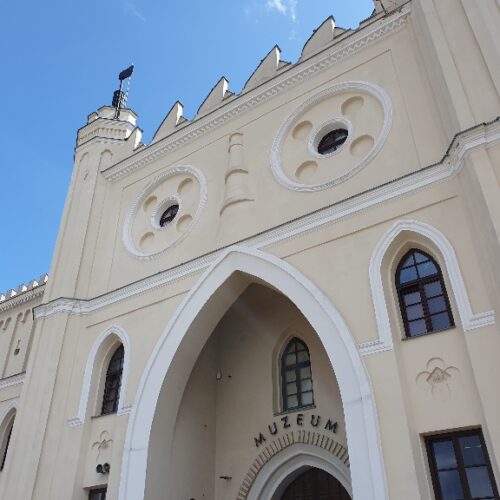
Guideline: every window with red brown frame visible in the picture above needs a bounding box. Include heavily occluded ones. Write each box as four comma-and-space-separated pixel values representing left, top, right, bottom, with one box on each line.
425, 429, 499, 500
396, 249, 454, 338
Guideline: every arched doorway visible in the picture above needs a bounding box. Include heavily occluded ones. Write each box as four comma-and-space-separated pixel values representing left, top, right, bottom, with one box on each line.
280, 467, 350, 500
118, 247, 387, 500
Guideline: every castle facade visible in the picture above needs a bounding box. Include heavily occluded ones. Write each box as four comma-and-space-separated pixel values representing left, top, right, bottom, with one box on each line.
1, 1, 500, 499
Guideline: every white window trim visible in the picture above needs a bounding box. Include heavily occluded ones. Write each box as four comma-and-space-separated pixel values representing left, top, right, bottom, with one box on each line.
362, 219, 495, 355
0, 401, 17, 431
247, 443, 352, 500
68, 325, 131, 427
0, 400, 17, 473
118, 246, 388, 500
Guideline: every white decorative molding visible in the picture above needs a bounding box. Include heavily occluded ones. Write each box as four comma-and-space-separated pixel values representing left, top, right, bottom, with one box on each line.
307, 117, 353, 160
118, 247, 388, 500
362, 219, 496, 355
270, 80, 393, 191
68, 325, 131, 427
245, 442, 351, 500
237, 430, 350, 500
0, 399, 18, 426
67, 416, 83, 428
77, 119, 135, 148
102, 6, 411, 183
0, 284, 46, 314
0, 373, 25, 392
117, 405, 133, 417
0, 399, 18, 476
34, 119, 500, 323
122, 165, 207, 260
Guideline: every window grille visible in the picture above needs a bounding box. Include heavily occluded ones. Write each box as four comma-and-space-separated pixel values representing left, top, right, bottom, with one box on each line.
426, 429, 499, 500
396, 249, 454, 337
281, 338, 314, 411
101, 345, 124, 415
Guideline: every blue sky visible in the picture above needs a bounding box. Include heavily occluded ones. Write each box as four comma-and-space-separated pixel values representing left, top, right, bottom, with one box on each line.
0, 0, 373, 292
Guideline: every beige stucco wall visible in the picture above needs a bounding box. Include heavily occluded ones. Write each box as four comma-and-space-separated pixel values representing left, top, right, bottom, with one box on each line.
1, 1, 500, 499
148, 284, 346, 500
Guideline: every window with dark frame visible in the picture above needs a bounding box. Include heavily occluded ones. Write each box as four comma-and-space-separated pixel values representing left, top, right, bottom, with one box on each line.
159, 203, 179, 227
88, 487, 107, 500
317, 128, 348, 155
101, 345, 124, 416
426, 429, 499, 500
396, 249, 454, 338
281, 338, 314, 412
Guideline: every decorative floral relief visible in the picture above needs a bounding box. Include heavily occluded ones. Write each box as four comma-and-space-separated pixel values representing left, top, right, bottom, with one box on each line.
92, 431, 113, 463
416, 357, 460, 401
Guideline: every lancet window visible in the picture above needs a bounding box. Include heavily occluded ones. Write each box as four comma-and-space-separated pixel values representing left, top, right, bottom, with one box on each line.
396, 249, 454, 337
281, 338, 314, 411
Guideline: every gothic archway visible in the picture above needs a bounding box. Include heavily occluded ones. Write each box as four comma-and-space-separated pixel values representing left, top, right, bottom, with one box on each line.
244, 440, 351, 500
118, 246, 387, 500
280, 467, 350, 500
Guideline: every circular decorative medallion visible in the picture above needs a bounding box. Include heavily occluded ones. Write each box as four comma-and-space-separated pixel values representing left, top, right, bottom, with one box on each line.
270, 81, 393, 191
123, 165, 207, 259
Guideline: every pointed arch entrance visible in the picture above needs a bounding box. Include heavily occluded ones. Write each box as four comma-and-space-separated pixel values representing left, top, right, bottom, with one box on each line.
280, 467, 350, 500
118, 246, 387, 500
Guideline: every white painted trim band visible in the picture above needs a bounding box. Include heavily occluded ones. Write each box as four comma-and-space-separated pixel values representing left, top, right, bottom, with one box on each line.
118, 247, 388, 500
122, 165, 208, 260
102, 6, 411, 183
0, 373, 25, 392
270, 81, 393, 191
0, 286, 45, 315
246, 443, 352, 500
34, 119, 500, 326
363, 219, 495, 355
68, 325, 131, 427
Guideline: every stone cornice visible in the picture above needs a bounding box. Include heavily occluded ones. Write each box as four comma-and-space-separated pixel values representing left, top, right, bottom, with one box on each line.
77, 117, 135, 148
0, 285, 46, 315
34, 118, 500, 320
101, 5, 411, 183
0, 372, 25, 391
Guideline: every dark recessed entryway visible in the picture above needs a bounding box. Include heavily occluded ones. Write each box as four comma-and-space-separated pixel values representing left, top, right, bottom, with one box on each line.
281, 467, 351, 500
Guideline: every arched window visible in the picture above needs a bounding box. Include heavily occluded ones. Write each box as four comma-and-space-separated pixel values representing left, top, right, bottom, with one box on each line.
0, 413, 15, 471
281, 338, 314, 411
396, 249, 454, 337
101, 345, 124, 415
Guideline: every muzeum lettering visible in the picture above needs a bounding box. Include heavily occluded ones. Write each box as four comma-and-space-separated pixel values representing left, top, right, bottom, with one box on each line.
254, 413, 339, 447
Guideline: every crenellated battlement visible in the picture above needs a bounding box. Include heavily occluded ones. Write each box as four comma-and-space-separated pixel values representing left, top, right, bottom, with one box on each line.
0, 274, 48, 307
3, 1, 500, 499
77, 106, 140, 148
105, 2, 411, 182
1, 1, 409, 306
149, 2, 409, 144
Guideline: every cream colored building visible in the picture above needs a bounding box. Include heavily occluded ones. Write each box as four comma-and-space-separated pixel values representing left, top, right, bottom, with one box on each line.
1, 0, 500, 498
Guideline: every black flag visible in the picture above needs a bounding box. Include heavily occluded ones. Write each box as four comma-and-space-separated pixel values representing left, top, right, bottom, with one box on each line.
119, 65, 134, 81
